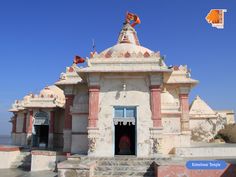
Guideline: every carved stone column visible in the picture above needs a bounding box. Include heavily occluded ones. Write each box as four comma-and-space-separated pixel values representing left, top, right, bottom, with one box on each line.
63, 94, 74, 152
12, 114, 17, 134
63, 85, 75, 152
179, 87, 190, 133
88, 86, 100, 127
150, 85, 162, 127
23, 113, 27, 133
48, 110, 55, 149
11, 114, 17, 145
27, 110, 33, 146
149, 74, 162, 128
87, 74, 100, 156
22, 112, 27, 146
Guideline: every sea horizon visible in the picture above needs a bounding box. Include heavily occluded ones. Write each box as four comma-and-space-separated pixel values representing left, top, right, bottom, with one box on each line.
0, 134, 11, 145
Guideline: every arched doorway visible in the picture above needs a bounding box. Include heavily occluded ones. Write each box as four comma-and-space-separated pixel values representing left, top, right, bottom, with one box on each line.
32, 111, 49, 148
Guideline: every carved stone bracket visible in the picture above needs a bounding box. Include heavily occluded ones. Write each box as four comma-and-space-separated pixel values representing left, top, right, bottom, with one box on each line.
87, 127, 99, 154
150, 128, 163, 154
88, 137, 96, 153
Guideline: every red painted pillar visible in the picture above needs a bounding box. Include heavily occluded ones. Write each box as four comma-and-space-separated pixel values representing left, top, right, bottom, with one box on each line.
12, 115, 17, 133
88, 86, 100, 127
64, 95, 74, 130
179, 93, 190, 131
23, 113, 27, 133
150, 85, 162, 128
49, 111, 55, 133
28, 111, 33, 133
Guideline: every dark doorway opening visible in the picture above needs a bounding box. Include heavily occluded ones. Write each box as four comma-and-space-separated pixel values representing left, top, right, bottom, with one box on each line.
115, 124, 135, 155
33, 125, 49, 148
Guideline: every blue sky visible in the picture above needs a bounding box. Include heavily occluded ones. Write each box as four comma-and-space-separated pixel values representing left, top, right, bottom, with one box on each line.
0, 0, 235, 135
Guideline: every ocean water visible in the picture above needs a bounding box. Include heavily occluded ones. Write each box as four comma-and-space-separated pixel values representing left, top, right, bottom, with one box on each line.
0, 135, 11, 145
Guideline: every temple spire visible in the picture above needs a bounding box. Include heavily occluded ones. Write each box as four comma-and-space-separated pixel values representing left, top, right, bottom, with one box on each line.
117, 12, 141, 46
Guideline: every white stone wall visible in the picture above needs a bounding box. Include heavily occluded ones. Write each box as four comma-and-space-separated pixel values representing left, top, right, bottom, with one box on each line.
156, 86, 183, 154
0, 150, 20, 169
71, 114, 88, 154
71, 86, 89, 154
16, 113, 24, 133
162, 117, 181, 134
161, 134, 190, 154
31, 152, 66, 171
95, 75, 153, 157
13, 113, 27, 146
14, 133, 22, 146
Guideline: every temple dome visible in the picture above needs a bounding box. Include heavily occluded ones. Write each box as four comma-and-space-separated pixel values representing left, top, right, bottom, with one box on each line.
100, 43, 153, 56
40, 85, 64, 99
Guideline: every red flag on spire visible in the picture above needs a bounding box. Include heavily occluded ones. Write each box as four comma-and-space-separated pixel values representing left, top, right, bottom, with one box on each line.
126, 12, 141, 27
73, 55, 85, 64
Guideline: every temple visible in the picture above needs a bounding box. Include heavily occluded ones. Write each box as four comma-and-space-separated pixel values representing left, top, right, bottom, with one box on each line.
7, 13, 235, 176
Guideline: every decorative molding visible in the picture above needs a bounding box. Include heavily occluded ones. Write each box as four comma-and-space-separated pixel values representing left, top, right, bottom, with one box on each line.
179, 87, 190, 94
103, 75, 145, 79
113, 118, 135, 126
64, 85, 74, 95
88, 73, 100, 87
161, 113, 181, 117
149, 74, 163, 86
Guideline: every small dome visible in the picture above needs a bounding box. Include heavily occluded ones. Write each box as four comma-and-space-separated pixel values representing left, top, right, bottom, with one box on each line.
40, 86, 54, 97
23, 95, 31, 102
39, 85, 64, 99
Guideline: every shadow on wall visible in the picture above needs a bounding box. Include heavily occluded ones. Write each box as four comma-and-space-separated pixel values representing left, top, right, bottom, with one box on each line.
216, 123, 236, 143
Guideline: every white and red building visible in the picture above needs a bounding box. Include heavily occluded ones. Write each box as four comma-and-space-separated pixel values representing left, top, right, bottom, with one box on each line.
9, 20, 233, 158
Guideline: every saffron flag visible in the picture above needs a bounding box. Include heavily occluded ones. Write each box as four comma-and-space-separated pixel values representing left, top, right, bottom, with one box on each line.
205, 9, 227, 29
126, 12, 141, 27
73, 55, 85, 64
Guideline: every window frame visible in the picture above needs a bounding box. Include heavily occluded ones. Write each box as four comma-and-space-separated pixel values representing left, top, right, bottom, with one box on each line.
113, 106, 136, 118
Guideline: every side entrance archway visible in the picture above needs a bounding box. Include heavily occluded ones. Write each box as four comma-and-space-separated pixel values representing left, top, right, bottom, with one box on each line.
32, 111, 49, 148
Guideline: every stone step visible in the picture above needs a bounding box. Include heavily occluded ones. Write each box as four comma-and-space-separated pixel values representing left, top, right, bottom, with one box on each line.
94, 170, 155, 177
68, 155, 158, 161
97, 160, 154, 166
95, 165, 154, 172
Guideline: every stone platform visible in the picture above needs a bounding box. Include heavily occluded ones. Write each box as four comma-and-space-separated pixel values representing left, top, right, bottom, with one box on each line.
58, 151, 236, 177
175, 143, 236, 158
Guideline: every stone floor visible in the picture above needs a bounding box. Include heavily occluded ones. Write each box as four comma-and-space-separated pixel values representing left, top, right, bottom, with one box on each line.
0, 169, 57, 177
